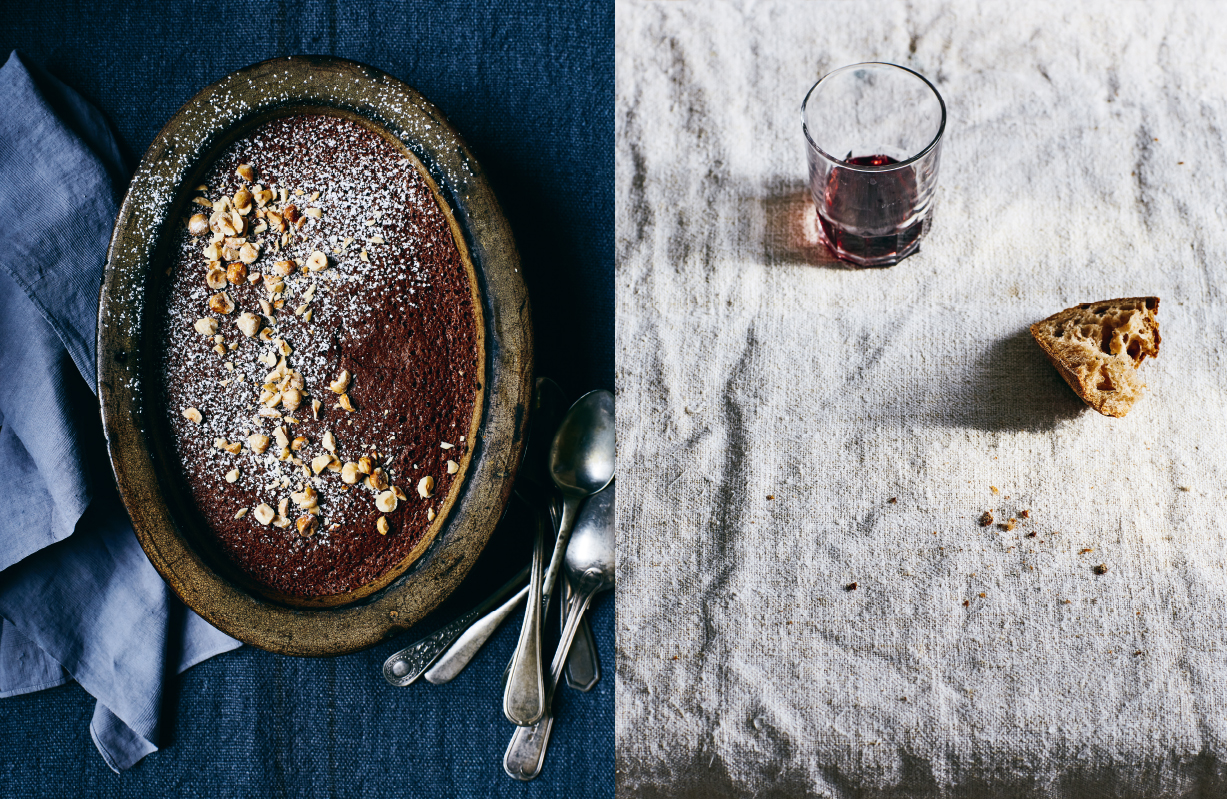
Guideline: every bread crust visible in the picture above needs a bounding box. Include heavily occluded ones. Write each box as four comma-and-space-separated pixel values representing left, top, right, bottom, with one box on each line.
1029, 296, 1160, 418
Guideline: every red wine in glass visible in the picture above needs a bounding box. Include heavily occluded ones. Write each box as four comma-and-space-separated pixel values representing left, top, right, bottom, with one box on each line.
817, 154, 928, 267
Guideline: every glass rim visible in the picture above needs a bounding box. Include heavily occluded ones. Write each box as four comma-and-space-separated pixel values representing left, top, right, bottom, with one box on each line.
801, 61, 947, 172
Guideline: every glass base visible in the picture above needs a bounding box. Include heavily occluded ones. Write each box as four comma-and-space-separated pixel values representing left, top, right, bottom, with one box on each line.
816, 210, 930, 267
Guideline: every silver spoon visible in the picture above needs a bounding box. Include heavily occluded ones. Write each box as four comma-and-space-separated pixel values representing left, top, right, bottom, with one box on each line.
428, 489, 600, 686
381, 564, 529, 687
503, 389, 614, 725
504, 482, 615, 780
425, 506, 543, 684
501, 503, 546, 720
501, 379, 567, 722
529, 382, 601, 686
555, 502, 600, 691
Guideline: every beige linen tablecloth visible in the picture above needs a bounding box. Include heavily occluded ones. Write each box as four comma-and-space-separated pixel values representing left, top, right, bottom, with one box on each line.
616, 2, 1227, 796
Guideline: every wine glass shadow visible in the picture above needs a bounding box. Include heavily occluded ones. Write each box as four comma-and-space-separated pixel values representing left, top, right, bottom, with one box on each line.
934, 326, 1088, 433
755, 177, 873, 271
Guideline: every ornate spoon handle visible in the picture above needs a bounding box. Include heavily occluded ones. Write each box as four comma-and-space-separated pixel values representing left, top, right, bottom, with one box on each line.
503, 506, 548, 724
503, 588, 598, 780
424, 584, 529, 684
382, 564, 529, 687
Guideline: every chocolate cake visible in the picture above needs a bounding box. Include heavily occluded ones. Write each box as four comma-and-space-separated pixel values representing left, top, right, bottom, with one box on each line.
160, 114, 481, 599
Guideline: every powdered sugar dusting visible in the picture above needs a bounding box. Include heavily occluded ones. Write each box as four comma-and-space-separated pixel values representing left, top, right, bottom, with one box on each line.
160, 114, 478, 597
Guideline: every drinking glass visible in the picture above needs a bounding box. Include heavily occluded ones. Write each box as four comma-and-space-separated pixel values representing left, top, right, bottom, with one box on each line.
802, 62, 946, 267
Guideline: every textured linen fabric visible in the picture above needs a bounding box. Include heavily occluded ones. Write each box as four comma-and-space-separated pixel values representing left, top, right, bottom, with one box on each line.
617, 2, 1227, 797
0, 51, 241, 771
0, 1, 612, 795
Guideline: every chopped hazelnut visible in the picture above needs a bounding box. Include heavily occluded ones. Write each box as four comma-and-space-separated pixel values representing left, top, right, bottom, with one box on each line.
310, 453, 334, 474
239, 242, 259, 264
236, 163, 255, 182
205, 266, 228, 290
306, 250, 329, 272
417, 475, 435, 499
322, 430, 336, 452
281, 388, 303, 411
236, 311, 261, 337
337, 393, 355, 412
291, 435, 308, 451
225, 468, 240, 484
188, 213, 209, 236
226, 262, 248, 285
375, 490, 398, 513
296, 515, 318, 537
208, 292, 235, 314
368, 468, 389, 491
446, 459, 459, 474
253, 503, 275, 525
291, 484, 318, 508
182, 407, 203, 424
341, 462, 359, 484
247, 434, 271, 454
328, 369, 351, 394
357, 456, 374, 475
194, 317, 219, 336
376, 516, 389, 535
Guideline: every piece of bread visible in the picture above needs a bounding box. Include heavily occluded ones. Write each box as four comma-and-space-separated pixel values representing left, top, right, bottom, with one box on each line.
1029, 297, 1160, 417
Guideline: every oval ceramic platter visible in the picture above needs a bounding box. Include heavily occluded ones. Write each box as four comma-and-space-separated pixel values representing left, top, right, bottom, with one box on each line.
98, 56, 532, 656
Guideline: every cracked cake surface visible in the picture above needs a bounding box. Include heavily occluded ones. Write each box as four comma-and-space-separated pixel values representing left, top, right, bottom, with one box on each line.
160, 113, 480, 598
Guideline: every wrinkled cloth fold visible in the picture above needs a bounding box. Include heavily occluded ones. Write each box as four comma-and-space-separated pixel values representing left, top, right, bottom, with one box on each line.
0, 50, 239, 772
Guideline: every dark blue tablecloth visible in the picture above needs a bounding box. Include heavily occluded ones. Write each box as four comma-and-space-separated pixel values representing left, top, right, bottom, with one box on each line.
0, 1, 612, 796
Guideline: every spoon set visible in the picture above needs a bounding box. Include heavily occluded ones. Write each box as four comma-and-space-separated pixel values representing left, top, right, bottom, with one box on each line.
381, 380, 615, 781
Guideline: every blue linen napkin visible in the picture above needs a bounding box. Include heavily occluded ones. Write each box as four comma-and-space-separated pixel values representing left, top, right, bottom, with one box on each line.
0, 51, 240, 772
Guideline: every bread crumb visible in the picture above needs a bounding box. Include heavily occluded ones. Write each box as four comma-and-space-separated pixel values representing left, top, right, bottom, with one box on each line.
1093, 563, 1109, 575
1021, 509, 1031, 519
1080, 548, 1093, 554
888, 497, 897, 504
766, 494, 774, 500
979, 592, 986, 598
962, 599, 970, 606
979, 510, 994, 527
846, 582, 858, 591
990, 486, 999, 495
